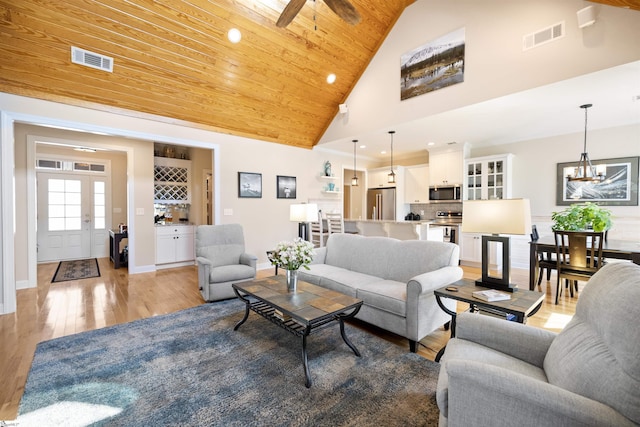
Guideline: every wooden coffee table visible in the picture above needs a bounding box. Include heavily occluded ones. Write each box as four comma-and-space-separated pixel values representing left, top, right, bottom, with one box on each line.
232, 276, 363, 387
433, 278, 545, 362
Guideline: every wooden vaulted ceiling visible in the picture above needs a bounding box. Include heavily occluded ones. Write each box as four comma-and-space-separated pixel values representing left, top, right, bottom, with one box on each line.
0, 0, 413, 149
1, 1, 638, 151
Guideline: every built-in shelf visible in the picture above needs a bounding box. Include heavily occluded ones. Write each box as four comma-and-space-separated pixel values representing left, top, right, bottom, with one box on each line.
322, 190, 340, 194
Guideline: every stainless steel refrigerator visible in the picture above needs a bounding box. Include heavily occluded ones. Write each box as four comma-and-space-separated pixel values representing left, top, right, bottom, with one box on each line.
367, 188, 396, 220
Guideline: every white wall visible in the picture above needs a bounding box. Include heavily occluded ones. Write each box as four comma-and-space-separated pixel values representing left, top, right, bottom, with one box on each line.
321, 0, 640, 142
470, 123, 640, 241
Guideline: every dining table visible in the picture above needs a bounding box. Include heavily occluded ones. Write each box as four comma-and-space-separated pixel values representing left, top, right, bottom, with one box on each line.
529, 236, 640, 291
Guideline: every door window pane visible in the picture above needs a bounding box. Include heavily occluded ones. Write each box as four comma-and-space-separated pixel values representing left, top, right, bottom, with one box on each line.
93, 180, 106, 230
48, 179, 82, 231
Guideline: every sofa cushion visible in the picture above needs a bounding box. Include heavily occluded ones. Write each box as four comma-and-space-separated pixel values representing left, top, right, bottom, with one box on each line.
300, 264, 383, 297
356, 280, 407, 317
437, 337, 548, 418
543, 263, 640, 424
323, 233, 459, 283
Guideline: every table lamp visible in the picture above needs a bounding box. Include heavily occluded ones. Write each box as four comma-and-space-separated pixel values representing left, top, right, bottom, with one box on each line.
462, 199, 532, 292
290, 203, 318, 241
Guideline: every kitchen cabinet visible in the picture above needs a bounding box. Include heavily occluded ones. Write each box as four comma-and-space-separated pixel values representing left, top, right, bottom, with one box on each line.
155, 225, 194, 265
367, 166, 403, 189
464, 154, 513, 200
154, 157, 192, 204
404, 164, 429, 203
429, 150, 464, 186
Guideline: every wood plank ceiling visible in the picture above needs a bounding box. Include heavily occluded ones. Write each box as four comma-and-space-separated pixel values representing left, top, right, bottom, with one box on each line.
1, 1, 637, 150
0, 0, 413, 149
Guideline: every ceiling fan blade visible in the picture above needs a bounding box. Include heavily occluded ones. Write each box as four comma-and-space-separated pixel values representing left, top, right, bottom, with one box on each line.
276, 0, 307, 28
323, 0, 361, 25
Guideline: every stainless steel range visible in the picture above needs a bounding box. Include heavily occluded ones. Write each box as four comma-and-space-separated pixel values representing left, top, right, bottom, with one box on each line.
433, 211, 462, 244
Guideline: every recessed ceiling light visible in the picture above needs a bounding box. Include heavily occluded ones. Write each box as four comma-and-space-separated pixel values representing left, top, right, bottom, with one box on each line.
326, 73, 336, 84
381, 150, 387, 154
359, 145, 366, 149
228, 28, 242, 43
427, 142, 435, 146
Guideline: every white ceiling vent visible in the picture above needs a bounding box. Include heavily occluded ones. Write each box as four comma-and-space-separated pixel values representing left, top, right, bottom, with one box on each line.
523, 22, 565, 51
71, 46, 113, 72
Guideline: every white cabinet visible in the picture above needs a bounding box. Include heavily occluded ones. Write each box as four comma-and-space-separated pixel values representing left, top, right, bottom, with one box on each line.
460, 232, 501, 268
429, 151, 464, 186
464, 154, 513, 200
367, 167, 402, 188
404, 164, 429, 203
154, 157, 192, 204
155, 225, 194, 265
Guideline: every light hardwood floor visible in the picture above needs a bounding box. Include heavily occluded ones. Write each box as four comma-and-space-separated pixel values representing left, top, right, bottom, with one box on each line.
0, 258, 577, 420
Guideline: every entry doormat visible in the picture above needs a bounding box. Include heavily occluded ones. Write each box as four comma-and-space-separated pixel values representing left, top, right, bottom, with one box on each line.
52, 258, 101, 283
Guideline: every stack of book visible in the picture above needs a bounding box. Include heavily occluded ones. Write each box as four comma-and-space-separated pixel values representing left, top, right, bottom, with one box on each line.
472, 289, 511, 302
273, 309, 291, 322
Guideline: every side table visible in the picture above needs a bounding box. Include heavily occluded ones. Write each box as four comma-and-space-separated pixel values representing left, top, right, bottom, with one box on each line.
109, 229, 128, 269
433, 278, 545, 362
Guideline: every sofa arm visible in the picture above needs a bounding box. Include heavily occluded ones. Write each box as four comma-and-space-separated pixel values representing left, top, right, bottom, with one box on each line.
455, 312, 556, 368
443, 359, 635, 427
407, 266, 463, 296
196, 257, 212, 300
239, 253, 257, 269
310, 247, 327, 264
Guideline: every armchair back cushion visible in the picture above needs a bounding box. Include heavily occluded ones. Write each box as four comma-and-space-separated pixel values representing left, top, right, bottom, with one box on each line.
543, 262, 640, 424
196, 224, 245, 267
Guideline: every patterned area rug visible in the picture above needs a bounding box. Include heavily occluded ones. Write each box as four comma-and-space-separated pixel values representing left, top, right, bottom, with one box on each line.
18, 299, 441, 426
52, 258, 101, 283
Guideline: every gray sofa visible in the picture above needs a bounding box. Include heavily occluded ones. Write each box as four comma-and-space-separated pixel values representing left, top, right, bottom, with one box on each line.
437, 262, 640, 427
298, 233, 462, 352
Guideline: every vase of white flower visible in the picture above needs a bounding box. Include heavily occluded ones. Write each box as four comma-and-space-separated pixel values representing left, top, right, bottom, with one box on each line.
268, 238, 314, 292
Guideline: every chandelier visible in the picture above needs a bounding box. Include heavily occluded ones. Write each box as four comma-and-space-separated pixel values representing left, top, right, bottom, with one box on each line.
351, 139, 359, 186
566, 104, 605, 183
388, 131, 396, 184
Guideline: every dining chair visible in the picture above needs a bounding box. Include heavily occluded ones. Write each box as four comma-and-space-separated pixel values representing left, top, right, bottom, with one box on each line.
553, 230, 605, 305
325, 212, 344, 234
531, 225, 557, 288
310, 211, 329, 248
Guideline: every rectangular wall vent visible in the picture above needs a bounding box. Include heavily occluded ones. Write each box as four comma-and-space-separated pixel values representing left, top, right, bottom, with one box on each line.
523, 22, 565, 51
71, 46, 113, 72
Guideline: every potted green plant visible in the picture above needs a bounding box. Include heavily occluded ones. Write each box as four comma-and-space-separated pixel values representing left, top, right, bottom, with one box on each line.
551, 202, 612, 232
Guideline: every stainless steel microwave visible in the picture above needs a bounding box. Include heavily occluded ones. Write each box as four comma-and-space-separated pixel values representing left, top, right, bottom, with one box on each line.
429, 186, 461, 202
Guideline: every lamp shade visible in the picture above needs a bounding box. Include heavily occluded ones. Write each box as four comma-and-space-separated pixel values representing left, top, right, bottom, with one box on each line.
462, 199, 532, 235
289, 203, 318, 222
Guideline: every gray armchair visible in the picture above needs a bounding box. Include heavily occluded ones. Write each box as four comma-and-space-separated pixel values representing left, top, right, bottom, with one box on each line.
195, 224, 257, 302
437, 262, 640, 427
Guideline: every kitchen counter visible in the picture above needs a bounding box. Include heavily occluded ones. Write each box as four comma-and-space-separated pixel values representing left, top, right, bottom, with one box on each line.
344, 219, 445, 241
155, 221, 193, 226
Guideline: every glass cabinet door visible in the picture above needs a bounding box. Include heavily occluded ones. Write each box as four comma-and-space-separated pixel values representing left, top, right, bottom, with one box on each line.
466, 161, 482, 200
487, 160, 504, 199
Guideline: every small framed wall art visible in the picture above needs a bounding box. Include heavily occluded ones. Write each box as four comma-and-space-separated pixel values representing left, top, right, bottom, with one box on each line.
276, 175, 297, 199
238, 172, 262, 198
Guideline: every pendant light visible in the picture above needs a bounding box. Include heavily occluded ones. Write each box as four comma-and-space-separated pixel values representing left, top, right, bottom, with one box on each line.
388, 130, 396, 184
567, 104, 606, 183
351, 139, 359, 186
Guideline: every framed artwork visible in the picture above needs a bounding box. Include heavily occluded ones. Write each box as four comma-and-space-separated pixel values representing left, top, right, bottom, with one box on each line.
276, 175, 296, 199
401, 27, 465, 101
556, 156, 639, 206
238, 172, 262, 198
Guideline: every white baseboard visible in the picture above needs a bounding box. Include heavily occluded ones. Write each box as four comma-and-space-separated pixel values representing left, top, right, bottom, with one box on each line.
15, 279, 33, 290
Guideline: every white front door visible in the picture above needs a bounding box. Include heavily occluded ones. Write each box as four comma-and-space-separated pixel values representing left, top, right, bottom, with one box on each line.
37, 173, 108, 262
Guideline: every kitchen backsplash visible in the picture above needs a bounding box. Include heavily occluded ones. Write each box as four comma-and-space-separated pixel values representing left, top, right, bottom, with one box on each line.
409, 202, 463, 220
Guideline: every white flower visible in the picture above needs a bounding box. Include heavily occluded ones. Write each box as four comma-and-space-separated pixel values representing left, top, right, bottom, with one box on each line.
268, 238, 315, 271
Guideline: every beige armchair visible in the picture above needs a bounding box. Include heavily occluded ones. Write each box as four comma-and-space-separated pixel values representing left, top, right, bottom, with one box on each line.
195, 224, 257, 302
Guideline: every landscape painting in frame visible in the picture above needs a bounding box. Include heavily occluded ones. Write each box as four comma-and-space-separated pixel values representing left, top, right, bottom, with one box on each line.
556, 156, 639, 206
238, 172, 262, 198
401, 27, 465, 101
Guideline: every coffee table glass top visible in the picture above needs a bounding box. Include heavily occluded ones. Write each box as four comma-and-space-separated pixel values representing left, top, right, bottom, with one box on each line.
233, 276, 362, 325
